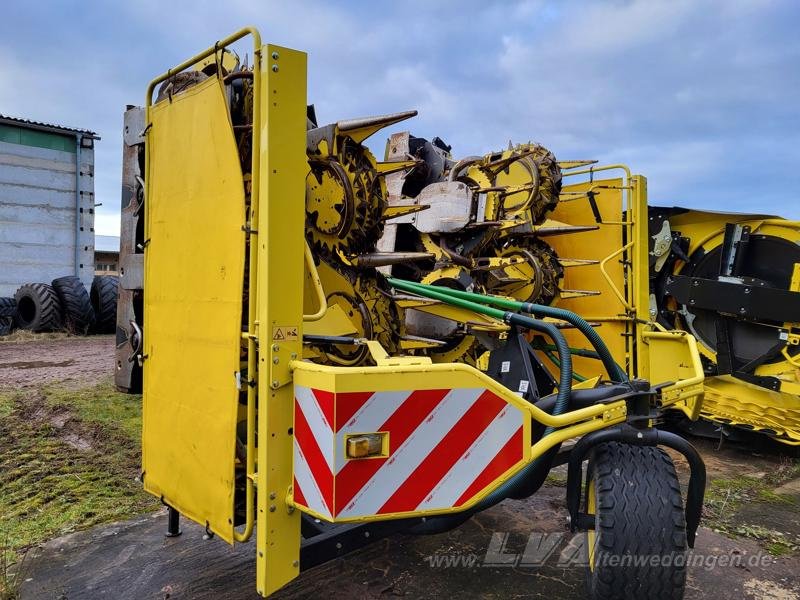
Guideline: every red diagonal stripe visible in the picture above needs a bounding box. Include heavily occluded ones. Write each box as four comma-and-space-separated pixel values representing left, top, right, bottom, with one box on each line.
293, 476, 308, 508
335, 391, 374, 432
334, 388, 450, 515
294, 401, 333, 513
311, 388, 335, 431
455, 426, 523, 507
377, 390, 507, 514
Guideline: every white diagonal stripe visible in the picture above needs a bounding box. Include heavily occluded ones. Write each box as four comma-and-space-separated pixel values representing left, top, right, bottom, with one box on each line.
417, 404, 524, 511
334, 390, 412, 474
295, 386, 334, 471
293, 441, 331, 519
337, 388, 484, 518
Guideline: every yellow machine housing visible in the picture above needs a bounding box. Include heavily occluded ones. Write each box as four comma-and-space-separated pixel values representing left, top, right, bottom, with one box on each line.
138, 28, 707, 598
649, 208, 800, 444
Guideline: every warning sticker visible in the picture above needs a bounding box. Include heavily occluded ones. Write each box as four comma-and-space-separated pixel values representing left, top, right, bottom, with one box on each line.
500, 361, 511, 373
518, 380, 530, 393
273, 326, 299, 341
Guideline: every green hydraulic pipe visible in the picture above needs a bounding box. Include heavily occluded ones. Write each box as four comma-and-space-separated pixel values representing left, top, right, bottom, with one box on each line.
388, 278, 627, 382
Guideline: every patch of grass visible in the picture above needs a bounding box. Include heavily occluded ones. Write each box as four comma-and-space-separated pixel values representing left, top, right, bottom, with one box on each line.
703, 465, 800, 556
757, 488, 797, 505
0, 394, 13, 420
43, 379, 143, 441
767, 541, 794, 557
0, 541, 28, 600
0, 380, 157, 558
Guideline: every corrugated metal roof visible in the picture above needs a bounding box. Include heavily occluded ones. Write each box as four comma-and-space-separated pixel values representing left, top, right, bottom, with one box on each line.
0, 114, 99, 138
95, 235, 120, 253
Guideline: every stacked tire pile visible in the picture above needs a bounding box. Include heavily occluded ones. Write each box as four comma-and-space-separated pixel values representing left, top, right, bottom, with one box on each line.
0, 275, 118, 336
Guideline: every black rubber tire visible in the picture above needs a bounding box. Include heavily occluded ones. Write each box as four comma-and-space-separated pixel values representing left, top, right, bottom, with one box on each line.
0, 316, 13, 335
585, 442, 687, 600
91, 275, 119, 334
0, 297, 16, 318
52, 276, 95, 334
13, 283, 62, 332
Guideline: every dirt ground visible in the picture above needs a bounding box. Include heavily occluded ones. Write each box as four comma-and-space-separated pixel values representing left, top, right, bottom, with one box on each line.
0, 334, 116, 389
4, 335, 800, 599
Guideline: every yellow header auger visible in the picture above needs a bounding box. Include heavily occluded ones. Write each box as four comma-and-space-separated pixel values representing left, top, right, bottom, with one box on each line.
116, 28, 708, 600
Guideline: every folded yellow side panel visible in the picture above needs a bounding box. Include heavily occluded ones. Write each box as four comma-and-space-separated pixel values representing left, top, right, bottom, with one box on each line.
142, 76, 245, 543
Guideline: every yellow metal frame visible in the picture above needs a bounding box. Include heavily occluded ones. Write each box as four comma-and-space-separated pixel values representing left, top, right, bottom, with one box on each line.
144, 28, 308, 596
288, 358, 627, 523
553, 165, 704, 416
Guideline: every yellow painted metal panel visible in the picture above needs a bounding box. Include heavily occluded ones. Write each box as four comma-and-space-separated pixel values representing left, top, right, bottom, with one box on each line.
255, 44, 307, 597
142, 76, 246, 543
549, 178, 629, 378
289, 359, 628, 522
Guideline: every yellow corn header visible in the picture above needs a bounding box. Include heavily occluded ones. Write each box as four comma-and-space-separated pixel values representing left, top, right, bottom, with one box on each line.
119, 27, 715, 600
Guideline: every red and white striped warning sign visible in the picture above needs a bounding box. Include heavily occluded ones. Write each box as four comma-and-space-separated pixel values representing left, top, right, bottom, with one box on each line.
293, 385, 526, 520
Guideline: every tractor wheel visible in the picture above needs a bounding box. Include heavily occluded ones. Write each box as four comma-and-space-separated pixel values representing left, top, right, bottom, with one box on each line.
0, 297, 16, 318
91, 275, 119, 334
13, 283, 62, 332
52, 276, 95, 334
585, 442, 687, 600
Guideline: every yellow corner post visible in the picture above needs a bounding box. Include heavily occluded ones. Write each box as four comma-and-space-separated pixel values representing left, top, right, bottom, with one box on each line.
255, 44, 308, 596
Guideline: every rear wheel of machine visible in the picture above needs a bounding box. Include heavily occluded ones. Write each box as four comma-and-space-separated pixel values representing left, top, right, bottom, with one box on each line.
13, 283, 62, 332
91, 275, 119, 334
585, 442, 687, 600
52, 276, 95, 334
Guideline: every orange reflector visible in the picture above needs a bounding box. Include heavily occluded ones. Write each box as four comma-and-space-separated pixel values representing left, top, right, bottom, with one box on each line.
345, 433, 386, 459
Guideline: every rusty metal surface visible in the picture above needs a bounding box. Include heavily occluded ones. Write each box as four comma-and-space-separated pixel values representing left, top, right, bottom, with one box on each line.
114, 106, 144, 393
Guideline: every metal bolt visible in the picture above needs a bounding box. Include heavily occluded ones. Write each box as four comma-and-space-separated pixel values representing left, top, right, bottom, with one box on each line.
739, 307, 746, 314
269, 492, 276, 500
272, 51, 279, 60
273, 357, 279, 364
269, 505, 276, 512
271, 380, 279, 389
292, 560, 299, 568
290, 352, 297, 359
744, 288, 751, 294
272, 344, 279, 351
364, 531, 370, 538
336, 542, 342, 549
636, 432, 643, 439
272, 64, 279, 72
689, 299, 695, 305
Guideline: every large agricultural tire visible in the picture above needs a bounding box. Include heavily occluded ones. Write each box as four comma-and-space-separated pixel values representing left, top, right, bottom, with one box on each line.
0, 297, 16, 318
13, 283, 62, 332
584, 442, 687, 600
0, 317, 13, 336
52, 276, 95, 334
91, 275, 119, 334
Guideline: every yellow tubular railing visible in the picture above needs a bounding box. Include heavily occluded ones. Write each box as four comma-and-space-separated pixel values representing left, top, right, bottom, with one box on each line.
145, 26, 262, 543
303, 242, 328, 321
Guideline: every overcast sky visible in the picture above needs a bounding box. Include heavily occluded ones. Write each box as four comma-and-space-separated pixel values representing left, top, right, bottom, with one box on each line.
2, 0, 798, 235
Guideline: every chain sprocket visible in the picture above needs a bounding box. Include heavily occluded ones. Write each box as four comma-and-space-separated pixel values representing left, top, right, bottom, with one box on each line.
306, 137, 385, 258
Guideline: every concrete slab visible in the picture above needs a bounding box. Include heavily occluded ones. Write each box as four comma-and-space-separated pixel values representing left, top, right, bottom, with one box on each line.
21, 484, 800, 600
